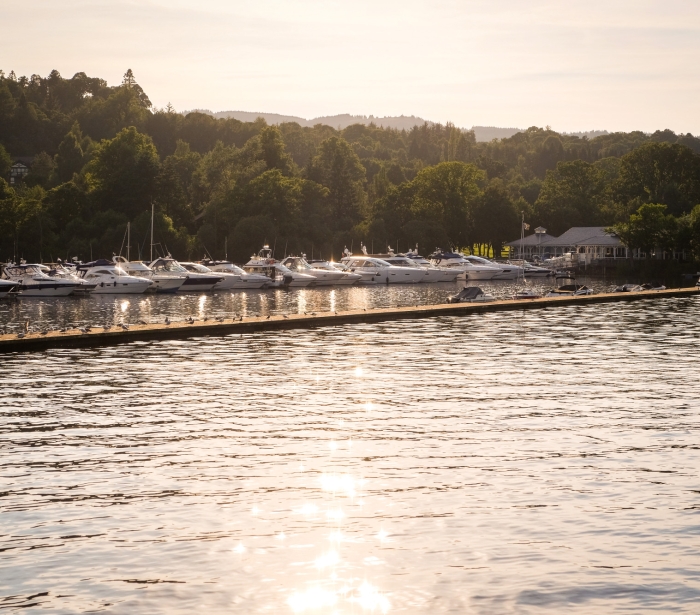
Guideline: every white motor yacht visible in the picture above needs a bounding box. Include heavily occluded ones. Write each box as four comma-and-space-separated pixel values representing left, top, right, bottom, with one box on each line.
43, 262, 97, 295
380, 254, 458, 282
0, 279, 19, 298
316, 260, 380, 284
2, 263, 79, 296
202, 260, 270, 289
180, 262, 240, 291
515, 261, 554, 278
113, 256, 186, 293
75, 259, 152, 294
281, 256, 360, 285
429, 250, 503, 280
243, 246, 316, 287
465, 255, 523, 280
149, 257, 221, 292
340, 255, 426, 284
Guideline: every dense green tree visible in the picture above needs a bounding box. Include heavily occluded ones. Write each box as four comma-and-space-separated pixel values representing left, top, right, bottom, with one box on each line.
86, 126, 160, 219
53, 125, 86, 183
0, 143, 11, 178
230, 215, 276, 262
411, 161, 485, 248
614, 203, 678, 256
474, 180, 520, 255
615, 142, 700, 217
308, 136, 366, 232
258, 126, 294, 174
534, 160, 607, 235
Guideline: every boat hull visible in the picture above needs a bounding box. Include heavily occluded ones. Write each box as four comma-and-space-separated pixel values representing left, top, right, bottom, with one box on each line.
151, 278, 185, 293
17, 283, 77, 297
422, 269, 460, 282
0, 281, 19, 298
226, 279, 269, 289
90, 281, 151, 294
178, 276, 221, 292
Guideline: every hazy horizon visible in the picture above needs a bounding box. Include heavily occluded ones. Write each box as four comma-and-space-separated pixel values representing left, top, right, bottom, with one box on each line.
2, 0, 699, 134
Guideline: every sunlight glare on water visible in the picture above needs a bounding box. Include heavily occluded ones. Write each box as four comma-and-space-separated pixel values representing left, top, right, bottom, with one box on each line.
1, 297, 700, 614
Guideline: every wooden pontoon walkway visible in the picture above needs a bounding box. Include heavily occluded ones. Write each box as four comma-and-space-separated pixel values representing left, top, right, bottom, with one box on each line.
1, 287, 698, 354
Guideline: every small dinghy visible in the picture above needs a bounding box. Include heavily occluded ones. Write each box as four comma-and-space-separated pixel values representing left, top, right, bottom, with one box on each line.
546, 284, 593, 297
513, 288, 543, 300
447, 287, 496, 303
639, 282, 666, 291
613, 283, 643, 292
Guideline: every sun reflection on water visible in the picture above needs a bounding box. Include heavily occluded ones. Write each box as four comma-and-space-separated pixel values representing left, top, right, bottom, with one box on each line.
282, 433, 389, 615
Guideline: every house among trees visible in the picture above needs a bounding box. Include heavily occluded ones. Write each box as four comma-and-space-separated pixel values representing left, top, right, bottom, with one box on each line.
9, 157, 33, 185
507, 227, 628, 262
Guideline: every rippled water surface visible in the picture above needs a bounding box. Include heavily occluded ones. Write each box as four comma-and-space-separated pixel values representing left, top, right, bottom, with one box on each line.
0, 276, 681, 333
2, 298, 700, 614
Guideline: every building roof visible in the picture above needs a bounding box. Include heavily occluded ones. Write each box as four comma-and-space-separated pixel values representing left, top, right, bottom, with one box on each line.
540, 227, 622, 247
506, 227, 624, 249
505, 233, 556, 247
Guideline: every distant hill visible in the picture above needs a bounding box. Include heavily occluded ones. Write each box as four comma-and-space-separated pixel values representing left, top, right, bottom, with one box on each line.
470, 126, 522, 141
562, 130, 610, 139
195, 110, 432, 132
185, 110, 608, 142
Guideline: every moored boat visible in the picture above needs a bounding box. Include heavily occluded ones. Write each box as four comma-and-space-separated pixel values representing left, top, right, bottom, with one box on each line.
114, 257, 186, 293
2, 263, 79, 297
76, 259, 152, 294
149, 257, 222, 292
340, 254, 426, 284
447, 287, 496, 303
281, 256, 360, 286
546, 284, 594, 297
202, 260, 270, 289
243, 246, 315, 287
428, 250, 504, 280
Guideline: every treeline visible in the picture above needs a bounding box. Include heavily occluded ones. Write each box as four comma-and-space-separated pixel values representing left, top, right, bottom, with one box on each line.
1, 68, 700, 263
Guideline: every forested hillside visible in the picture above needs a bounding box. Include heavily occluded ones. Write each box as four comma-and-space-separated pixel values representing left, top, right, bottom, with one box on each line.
2, 69, 700, 263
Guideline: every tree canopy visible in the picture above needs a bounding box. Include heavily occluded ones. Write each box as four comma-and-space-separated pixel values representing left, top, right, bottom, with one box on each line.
2, 68, 700, 263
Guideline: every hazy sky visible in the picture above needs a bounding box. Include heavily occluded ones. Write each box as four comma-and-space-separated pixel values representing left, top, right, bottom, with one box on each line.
2, 0, 700, 133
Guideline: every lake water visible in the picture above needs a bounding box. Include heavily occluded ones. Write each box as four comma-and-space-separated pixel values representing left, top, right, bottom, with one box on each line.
1, 297, 700, 614
0, 275, 687, 333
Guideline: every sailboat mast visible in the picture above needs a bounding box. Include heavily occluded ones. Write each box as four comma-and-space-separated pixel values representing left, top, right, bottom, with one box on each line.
520, 211, 525, 283
150, 202, 154, 262
127, 222, 131, 262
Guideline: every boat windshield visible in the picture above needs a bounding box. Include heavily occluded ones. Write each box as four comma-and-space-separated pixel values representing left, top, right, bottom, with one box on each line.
283, 258, 312, 271
185, 263, 212, 273
388, 258, 419, 268
153, 260, 187, 273
127, 262, 150, 271
466, 256, 493, 265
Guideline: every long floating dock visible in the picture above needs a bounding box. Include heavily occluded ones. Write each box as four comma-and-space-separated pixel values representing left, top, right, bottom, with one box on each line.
1, 287, 699, 354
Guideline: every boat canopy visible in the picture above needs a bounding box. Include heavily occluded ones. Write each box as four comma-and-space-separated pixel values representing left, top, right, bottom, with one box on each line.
454, 287, 484, 300
76, 259, 114, 270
